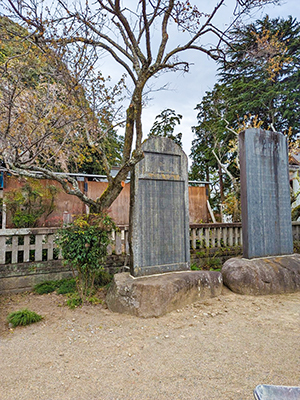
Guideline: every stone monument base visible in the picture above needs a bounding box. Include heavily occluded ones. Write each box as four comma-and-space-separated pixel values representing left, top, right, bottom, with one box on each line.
222, 254, 300, 295
106, 271, 223, 318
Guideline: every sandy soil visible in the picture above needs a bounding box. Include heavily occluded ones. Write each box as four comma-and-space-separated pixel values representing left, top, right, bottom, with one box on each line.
0, 288, 299, 400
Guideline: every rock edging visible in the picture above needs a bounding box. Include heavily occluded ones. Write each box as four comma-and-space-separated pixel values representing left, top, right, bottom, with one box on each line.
106, 270, 223, 318
222, 254, 300, 295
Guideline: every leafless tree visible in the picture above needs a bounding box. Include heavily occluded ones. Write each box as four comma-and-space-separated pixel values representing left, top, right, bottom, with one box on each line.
1, 0, 280, 212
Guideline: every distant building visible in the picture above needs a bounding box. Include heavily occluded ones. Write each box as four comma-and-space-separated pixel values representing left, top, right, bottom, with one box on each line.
0, 169, 210, 229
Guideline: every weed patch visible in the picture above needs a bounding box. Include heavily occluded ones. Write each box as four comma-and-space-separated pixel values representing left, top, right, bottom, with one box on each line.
7, 309, 43, 328
34, 281, 58, 294
56, 279, 76, 295
34, 278, 76, 295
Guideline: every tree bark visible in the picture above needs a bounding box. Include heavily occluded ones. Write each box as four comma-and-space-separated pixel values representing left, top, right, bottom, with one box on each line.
218, 164, 225, 203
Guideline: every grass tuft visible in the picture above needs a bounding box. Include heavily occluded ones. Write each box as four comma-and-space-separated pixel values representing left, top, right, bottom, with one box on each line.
94, 270, 113, 288
34, 281, 58, 294
66, 294, 82, 309
34, 278, 76, 295
7, 308, 43, 328
56, 279, 76, 295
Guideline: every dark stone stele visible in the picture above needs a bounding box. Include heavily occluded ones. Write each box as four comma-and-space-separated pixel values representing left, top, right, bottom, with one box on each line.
239, 128, 293, 259
129, 137, 190, 277
107, 137, 222, 317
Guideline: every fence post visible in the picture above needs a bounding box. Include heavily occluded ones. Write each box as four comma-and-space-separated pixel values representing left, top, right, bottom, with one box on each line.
35, 235, 43, 261
0, 236, 6, 264
115, 231, 122, 255
222, 227, 227, 247
234, 227, 239, 246
191, 228, 196, 250
205, 228, 210, 248
47, 234, 54, 261
1, 202, 6, 230
125, 228, 129, 255
24, 235, 30, 262
12, 236, 18, 264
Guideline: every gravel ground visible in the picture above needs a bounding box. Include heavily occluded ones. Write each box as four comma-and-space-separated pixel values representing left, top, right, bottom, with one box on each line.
0, 288, 299, 400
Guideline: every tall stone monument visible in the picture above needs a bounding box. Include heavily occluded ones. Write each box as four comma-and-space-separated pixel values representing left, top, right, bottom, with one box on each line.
106, 137, 223, 317
223, 129, 300, 296
239, 128, 293, 258
129, 136, 190, 277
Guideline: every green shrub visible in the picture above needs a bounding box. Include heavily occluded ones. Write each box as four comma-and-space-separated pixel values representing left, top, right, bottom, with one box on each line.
4, 181, 58, 228
34, 280, 58, 294
205, 257, 222, 269
56, 213, 115, 304
88, 296, 103, 305
190, 257, 222, 271
66, 294, 82, 309
56, 279, 76, 295
191, 263, 200, 271
7, 309, 43, 327
294, 241, 300, 254
94, 270, 113, 288
34, 278, 77, 295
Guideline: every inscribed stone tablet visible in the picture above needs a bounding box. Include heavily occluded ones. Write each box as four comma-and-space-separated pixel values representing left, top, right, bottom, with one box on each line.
129, 137, 190, 277
239, 128, 293, 258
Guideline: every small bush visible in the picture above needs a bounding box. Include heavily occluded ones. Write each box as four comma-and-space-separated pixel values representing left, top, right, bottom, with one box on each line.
66, 294, 82, 309
88, 296, 103, 305
205, 257, 221, 269
294, 241, 300, 254
34, 278, 77, 295
34, 281, 58, 294
94, 270, 113, 288
4, 181, 58, 228
7, 309, 43, 328
56, 279, 76, 295
56, 213, 115, 303
190, 257, 221, 271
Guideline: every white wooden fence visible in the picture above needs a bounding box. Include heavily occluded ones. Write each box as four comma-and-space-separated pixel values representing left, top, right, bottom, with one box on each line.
190, 223, 243, 250
1, 222, 300, 265
0, 226, 129, 265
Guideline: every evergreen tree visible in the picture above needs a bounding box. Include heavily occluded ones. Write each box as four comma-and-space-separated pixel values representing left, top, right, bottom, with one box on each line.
219, 15, 300, 136
190, 16, 300, 220
149, 109, 183, 147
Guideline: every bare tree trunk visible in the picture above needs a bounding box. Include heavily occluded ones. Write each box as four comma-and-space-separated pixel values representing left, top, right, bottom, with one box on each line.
218, 164, 225, 203
94, 84, 146, 212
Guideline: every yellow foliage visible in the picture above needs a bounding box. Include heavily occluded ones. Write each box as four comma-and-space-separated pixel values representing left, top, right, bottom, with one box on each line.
222, 193, 241, 222
251, 28, 293, 81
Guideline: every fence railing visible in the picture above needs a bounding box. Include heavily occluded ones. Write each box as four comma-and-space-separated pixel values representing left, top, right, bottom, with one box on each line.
190, 221, 300, 250
0, 226, 129, 265
190, 223, 243, 250
1, 222, 300, 265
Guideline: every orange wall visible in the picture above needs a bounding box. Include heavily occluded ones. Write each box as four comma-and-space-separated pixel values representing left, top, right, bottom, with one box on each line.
4, 176, 208, 226
4, 177, 86, 227
87, 181, 130, 226
189, 185, 209, 223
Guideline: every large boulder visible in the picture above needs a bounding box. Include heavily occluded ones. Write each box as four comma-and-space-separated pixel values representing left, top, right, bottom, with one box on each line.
222, 254, 300, 295
106, 271, 223, 318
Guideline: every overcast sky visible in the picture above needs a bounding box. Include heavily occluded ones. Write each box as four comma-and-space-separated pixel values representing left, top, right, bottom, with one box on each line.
146, 1, 300, 164
3, 1, 299, 165
97, 0, 300, 165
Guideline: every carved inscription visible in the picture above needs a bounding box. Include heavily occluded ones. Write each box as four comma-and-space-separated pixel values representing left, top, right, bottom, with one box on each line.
130, 137, 190, 277
240, 129, 293, 258
144, 152, 181, 176
138, 179, 186, 268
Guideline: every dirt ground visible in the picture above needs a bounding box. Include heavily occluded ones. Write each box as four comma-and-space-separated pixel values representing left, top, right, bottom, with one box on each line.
0, 288, 299, 400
